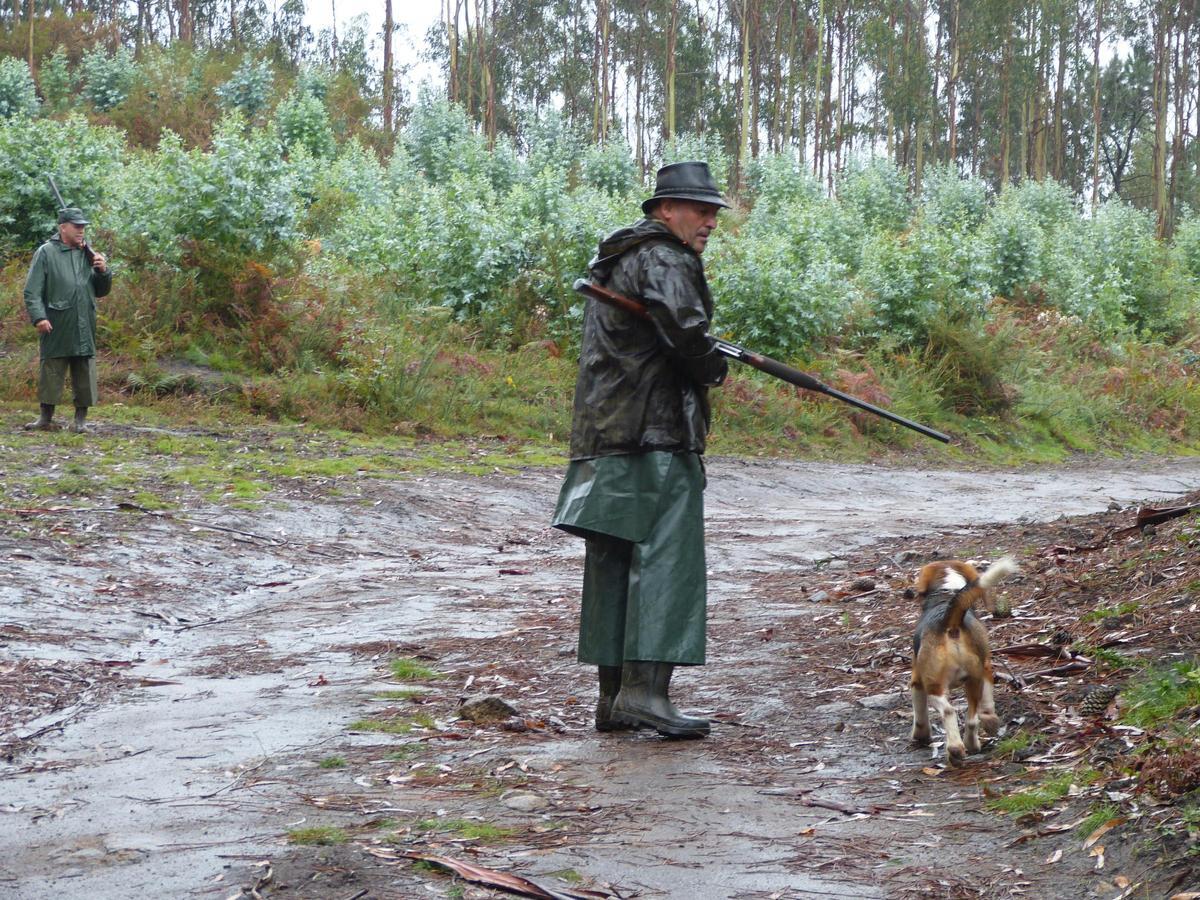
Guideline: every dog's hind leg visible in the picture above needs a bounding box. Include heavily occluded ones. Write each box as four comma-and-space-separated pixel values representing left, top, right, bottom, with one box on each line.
979, 664, 1001, 735
910, 681, 931, 746
964, 678, 983, 754
931, 692, 966, 765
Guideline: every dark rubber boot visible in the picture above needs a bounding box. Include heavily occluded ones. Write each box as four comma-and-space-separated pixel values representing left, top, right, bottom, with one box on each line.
24, 403, 59, 432
612, 661, 710, 738
595, 665, 634, 732
69, 406, 90, 434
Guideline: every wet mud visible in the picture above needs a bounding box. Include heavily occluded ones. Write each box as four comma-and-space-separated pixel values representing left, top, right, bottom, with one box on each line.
4, 453, 1200, 898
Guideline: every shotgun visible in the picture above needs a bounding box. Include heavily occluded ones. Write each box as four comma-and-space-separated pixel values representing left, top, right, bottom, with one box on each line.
572, 278, 952, 445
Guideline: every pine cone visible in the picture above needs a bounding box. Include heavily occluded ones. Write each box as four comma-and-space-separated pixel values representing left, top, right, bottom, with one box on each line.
1050, 628, 1072, 647
1079, 684, 1121, 717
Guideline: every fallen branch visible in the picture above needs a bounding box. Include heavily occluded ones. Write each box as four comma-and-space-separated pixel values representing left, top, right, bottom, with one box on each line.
1022, 659, 1092, 679
362, 849, 612, 899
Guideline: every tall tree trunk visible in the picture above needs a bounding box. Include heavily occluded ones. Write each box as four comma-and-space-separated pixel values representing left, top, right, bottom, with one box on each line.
1090, 0, 1102, 213
478, 0, 494, 145
1150, 1, 1170, 237
1051, 11, 1067, 180
947, 0, 960, 165
814, 0, 826, 176
26, 0, 33, 71
665, 0, 678, 141
782, 3, 798, 151
821, 9, 833, 186
383, 0, 394, 139
735, 0, 752, 191
179, 0, 193, 44
999, 22, 1015, 187
445, 0, 460, 103
1166, 3, 1191, 238
330, 0, 339, 65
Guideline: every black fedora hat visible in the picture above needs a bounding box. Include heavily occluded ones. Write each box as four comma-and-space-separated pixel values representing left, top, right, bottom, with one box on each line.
642, 161, 731, 215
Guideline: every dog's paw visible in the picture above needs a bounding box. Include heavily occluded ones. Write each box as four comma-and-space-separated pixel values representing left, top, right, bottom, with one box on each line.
910, 728, 931, 747
979, 713, 1001, 736
947, 743, 966, 766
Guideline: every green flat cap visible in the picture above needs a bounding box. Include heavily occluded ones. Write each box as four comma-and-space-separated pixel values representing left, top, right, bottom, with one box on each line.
57, 207, 89, 225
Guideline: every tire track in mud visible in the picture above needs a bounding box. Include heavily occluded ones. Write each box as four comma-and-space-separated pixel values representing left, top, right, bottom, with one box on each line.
2, 457, 1199, 898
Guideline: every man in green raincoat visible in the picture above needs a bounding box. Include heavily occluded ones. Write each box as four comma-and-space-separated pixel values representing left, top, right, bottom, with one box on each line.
552, 161, 729, 739
23, 207, 111, 434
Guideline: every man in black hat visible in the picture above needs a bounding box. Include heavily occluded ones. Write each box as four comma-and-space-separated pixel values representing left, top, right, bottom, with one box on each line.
552, 161, 729, 738
23, 207, 110, 433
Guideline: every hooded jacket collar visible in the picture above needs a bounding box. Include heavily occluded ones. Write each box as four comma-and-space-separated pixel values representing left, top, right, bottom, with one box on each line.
589, 218, 692, 281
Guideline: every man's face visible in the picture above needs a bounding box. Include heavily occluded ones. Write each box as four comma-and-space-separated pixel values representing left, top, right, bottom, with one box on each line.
657, 199, 721, 254
59, 222, 86, 249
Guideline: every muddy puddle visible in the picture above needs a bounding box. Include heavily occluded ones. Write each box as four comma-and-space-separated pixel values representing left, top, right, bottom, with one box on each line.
4, 454, 1200, 898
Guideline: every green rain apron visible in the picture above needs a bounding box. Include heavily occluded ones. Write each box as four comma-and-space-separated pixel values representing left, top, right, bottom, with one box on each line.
552, 451, 706, 666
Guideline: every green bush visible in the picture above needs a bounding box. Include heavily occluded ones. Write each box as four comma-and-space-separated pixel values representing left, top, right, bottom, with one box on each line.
982, 197, 1044, 299
1087, 200, 1172, 331
403, 93, 494, 186
746, 153, 824, 211
37, 47, 74, 114
0, 116, 125, 253
1173, 212, 1200, 280
216, 58, 274, 120
581, 139, 638, 196
523, 108, 584, 180
919, 165, 990, 232
275, 89, 336, 160
1003, 177, 1077, 231
103, 115, 298, 307
856, 228, 944, 346
710, 200, 857, 358
80, 47, 136, 112
0, 57, 39, 120
837, 158, 912, 233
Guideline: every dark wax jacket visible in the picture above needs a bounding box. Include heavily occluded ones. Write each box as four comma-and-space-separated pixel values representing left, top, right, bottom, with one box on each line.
23, 234, 112, 359
568, 218, 727, 460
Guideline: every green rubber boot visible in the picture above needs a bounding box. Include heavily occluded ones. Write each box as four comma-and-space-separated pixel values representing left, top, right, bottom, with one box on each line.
611, 661, 709, 738
24, 403, 59, 432
595, 665, 635, 732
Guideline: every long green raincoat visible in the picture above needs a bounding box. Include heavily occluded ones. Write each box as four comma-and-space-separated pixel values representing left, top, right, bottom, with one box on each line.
552, 218, 726, 666
24, 234, 112, 359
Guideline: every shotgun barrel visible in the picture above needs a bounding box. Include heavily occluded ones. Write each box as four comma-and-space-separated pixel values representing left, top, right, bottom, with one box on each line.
572, 278, 952, 445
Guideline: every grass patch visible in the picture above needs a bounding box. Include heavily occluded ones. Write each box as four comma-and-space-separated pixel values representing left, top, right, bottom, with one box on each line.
287, 825, 348, 845
1121, 660, 1200, 729
986, 769, 1098, 815
375, 689, 425, 701
544, 869, 584, 884
385, 745, 423, 761
390, 657, 442, 681
349, 718, 415, 734
1082, 601, 1141, 624
1075, 644, 1137, 670
416, 818, 516, 842
318, 756, 348, 769
1077, 803, 1122, 838
993, 730, 1034, 758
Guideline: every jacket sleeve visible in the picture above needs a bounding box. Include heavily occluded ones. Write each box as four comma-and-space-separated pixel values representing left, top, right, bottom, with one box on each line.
92, 267, 113, 298
23, 246, 48, 324
639, 246, 728, 387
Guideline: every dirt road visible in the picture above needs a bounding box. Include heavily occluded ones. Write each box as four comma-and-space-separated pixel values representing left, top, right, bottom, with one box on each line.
3, 441, 1200, 899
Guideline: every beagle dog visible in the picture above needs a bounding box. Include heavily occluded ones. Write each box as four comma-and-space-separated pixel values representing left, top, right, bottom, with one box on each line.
910, 557, 1017, 765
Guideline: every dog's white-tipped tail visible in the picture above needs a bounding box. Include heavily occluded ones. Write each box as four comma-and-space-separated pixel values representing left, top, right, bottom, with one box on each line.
978, 556, 1019, 589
